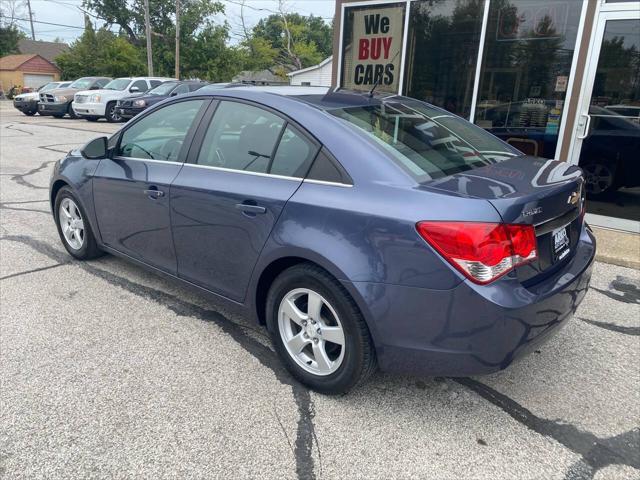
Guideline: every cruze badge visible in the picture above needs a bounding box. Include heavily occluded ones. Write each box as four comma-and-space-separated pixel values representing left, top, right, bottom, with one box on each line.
522, 207, 542, 217
567, 191, 580, 206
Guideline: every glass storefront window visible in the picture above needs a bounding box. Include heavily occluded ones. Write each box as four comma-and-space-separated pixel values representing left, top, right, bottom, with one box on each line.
340, 2, 406, 93
473, 0, 583, 159
403, 0, 486, 119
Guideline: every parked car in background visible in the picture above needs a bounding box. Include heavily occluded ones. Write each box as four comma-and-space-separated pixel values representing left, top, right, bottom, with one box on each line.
72, 77, 174, 122
13, 81, 71, 116
38, 77, 111, 119
49, 87, 595, 394
116, 80, 209, 120
476, 101, 640, 196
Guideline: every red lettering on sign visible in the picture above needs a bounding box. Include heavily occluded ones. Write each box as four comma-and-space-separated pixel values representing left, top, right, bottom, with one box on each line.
358, 39, 369, 60
382, 37, 392, 59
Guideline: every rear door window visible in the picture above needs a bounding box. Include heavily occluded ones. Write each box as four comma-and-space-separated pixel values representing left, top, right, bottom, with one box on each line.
131, 80, 148, 92
172, 84, 190, 95
196, 101, 285, 174
270, 125, 318, 177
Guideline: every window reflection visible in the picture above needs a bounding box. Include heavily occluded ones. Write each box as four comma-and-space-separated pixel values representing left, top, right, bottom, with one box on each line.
404, 0, 485, 119
473, 0, 583, 159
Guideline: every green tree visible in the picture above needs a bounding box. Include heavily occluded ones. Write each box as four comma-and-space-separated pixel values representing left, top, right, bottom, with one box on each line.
55, 17, 145, 79
251, 13, 331, 69
82, 0, 224, 76
0, 25, 23, 57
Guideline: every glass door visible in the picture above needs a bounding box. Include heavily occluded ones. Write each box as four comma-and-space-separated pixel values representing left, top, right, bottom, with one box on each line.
570, 8, 640, 230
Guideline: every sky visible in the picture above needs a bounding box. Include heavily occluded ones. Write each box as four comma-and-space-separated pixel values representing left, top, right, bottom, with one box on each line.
7, 0, 336, 44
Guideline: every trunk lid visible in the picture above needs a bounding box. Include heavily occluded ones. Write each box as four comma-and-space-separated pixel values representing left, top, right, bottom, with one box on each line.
421, 156, 586, 283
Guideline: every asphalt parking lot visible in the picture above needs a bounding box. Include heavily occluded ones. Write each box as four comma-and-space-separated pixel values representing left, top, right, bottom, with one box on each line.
1, 101, 639, 480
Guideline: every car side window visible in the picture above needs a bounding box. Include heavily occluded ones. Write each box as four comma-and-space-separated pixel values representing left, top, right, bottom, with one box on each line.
197, 101, 285, 174
270, 125, 318, 177
306, 148, 352, 185
149, 80, 163, 88
117, 99, 205, 162
97, 78, 109, 88
131, 80, 148, 92
173, 84, 190, 95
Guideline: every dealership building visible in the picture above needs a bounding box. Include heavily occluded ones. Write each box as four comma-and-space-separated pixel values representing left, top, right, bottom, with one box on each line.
331, 0, 639, 232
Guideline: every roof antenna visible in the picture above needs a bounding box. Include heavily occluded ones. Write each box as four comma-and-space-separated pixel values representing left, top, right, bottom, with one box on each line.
368, 78, 380, 98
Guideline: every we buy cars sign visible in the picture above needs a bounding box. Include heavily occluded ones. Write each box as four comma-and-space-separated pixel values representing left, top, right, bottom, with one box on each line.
347, 6, 403, 93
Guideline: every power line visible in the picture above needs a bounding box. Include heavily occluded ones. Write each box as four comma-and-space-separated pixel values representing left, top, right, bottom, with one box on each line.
4, 16, 86, 30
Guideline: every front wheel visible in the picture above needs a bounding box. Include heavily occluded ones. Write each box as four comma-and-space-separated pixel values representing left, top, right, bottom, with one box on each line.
54, 187, 103, 260
105, 102, 122, 123
24, 110, 36, 116
67, 103, 78, 119
266, 264, 376, 394
85, 116, 99, 122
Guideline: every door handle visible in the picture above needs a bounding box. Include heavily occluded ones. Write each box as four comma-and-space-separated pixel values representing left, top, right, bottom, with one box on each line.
235, 202, 266, 215
144, 187, 164, 199
577, 113, 592, 140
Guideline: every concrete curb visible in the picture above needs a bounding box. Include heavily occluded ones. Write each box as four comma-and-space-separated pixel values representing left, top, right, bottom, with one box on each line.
591, 226, 640, 270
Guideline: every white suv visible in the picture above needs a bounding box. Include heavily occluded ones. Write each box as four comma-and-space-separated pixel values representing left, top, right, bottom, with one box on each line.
72, 77, 174, 122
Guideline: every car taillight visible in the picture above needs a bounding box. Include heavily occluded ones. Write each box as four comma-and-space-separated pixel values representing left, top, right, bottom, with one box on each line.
416, 221, 537, 284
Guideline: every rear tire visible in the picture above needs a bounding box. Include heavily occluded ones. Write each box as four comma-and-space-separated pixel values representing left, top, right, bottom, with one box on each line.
266, 263, 376, 394
85, 116, 99, 122
54, 186, 103, 260
24, 110, 36, 116
52, 113, 64, 119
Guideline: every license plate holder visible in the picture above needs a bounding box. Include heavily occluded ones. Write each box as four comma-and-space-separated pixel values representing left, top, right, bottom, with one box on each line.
552, 225, 570, 262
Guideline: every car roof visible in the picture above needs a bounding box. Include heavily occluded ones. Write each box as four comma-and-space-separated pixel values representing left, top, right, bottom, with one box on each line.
195, 85, 400, 111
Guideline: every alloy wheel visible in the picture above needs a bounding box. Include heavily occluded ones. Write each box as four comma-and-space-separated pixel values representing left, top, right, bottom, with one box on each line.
278, 288, 346, 376
108, 105, 122, 122
583, 163, 614, 195
59, 197, 85, 250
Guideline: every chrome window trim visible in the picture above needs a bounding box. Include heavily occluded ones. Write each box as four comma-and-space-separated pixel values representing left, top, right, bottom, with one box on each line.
303, 178, 353, 188
182, 162, 354, 187
113, 156, 184, 166
183, 162, 301, 181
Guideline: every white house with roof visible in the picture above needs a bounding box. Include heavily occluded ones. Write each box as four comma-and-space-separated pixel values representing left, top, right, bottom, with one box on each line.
287, 56, 332, 87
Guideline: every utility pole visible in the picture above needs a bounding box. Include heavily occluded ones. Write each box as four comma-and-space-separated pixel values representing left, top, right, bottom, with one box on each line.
26, 0, 35, 40
143, 0, 154, 76
175, 0, 180, 79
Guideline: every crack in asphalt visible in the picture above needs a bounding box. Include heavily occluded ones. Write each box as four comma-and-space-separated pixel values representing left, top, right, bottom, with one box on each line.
0, 234, 318, 480
4, 124, 34, 136
578, 317, 640, 336
9, 160, 53, 190
0, 262, 68, 281
0, 203, 49, 214
456, 378, 640, 480
14, 120, 114, 135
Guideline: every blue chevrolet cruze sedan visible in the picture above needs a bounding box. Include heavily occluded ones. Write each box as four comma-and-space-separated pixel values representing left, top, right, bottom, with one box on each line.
50, 86, 595, 394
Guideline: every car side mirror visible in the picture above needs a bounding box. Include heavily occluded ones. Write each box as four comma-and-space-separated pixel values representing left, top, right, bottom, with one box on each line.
81, 136, 108, 160
129, 86, 140, 93
170, 91, 178, 96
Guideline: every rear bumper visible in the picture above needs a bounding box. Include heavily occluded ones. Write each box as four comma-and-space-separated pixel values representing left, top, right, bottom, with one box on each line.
13, 100, 37, 113
37, 102, 68, 115
72, 101, 106, 117
344, 225, 596, 376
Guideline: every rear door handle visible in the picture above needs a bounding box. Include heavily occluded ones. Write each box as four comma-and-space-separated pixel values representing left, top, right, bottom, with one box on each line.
235, 203, 266, 214
144, 187, 164, 199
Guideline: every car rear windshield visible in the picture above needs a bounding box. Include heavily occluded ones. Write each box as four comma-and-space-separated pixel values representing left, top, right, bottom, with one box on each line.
148, 82, 177, 96
104, 78, 131, 90
330, 100, 520, 181
70, 78, 95, 90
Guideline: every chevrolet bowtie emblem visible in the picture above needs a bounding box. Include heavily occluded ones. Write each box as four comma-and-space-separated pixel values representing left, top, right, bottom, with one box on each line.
568, 191, 580, 205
